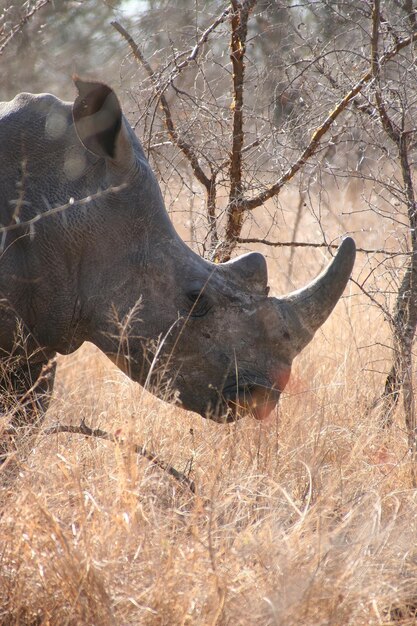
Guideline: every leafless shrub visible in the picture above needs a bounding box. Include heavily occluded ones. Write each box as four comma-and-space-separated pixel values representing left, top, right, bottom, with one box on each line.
113, 0, 417, 455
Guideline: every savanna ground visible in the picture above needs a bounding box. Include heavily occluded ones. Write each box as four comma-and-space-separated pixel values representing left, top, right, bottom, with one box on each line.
1, 185, 416, 626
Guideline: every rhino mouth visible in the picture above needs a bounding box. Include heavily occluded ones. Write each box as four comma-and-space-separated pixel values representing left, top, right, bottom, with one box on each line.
174, 372, 280, 422
221, 376, 280, 422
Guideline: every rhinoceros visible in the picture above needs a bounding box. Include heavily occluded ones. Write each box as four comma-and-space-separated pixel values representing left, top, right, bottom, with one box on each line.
0, 79, 355, 430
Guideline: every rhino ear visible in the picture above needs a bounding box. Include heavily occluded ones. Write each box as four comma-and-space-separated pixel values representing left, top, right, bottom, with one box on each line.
72, 77, 133, 166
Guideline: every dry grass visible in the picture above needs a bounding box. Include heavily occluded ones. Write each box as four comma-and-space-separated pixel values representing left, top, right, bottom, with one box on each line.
1, 189, 417, 625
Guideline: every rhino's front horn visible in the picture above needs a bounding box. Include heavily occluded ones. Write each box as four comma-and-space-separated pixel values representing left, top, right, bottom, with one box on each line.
281, 237, 356, 349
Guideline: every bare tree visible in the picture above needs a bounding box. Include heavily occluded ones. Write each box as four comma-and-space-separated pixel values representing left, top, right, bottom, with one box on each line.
112, 0, 417, 449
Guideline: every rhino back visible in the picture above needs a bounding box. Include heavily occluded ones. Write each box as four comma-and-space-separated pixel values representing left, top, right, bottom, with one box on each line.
0, 89, 175, 356
0, 92, 104, 222
0, 92, 105, 353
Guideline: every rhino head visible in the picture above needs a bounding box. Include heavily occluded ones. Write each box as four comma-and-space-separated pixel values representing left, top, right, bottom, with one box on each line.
0, 79, 355, 423
67, 80, 355, 422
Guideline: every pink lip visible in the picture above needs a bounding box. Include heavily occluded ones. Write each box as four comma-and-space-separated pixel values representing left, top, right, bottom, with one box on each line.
227, 392, 279, 421
250, 400, 278, 421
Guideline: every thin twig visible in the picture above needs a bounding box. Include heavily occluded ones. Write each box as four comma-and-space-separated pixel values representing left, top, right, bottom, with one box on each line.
161, 6, 232, 85
236, 237, 405, 256
43, 420, 196, 493
0, 0, 50, 55
112, 19, 223, 249
350, 277, 389, 318
288, 190, 306, 288
112, 20, 211, 192
0, 185, 127, 237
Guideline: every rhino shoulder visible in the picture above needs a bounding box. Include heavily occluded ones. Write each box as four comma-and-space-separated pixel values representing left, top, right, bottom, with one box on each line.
0, 92, 73, 144
1, 91, 66, 116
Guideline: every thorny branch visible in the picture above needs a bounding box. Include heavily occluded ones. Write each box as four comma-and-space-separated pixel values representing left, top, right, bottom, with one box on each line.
44, 420, 196, 493
112, 21, 211, 189
0, 185, 127, 252
114, 2, 417, 261
0, 0, 50, 55
241, 28, 417, 214
237, 237, 403, 257
156, 6, 232, 88
112, 19, 220, 247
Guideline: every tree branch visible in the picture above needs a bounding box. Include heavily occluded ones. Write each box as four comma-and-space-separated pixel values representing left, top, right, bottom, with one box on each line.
0, 185, 127, 253
241, 28, 417, 213
236, 237, 404, 256
44, 420, 195, 493
368, 1, 417, 462
162, 6, 232, 85
0, 0, 50, 55
221, 0, 257, 259
112, 20, 212, 192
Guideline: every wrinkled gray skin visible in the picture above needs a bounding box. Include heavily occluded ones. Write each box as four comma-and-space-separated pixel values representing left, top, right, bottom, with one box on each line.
0, 79, 356, 427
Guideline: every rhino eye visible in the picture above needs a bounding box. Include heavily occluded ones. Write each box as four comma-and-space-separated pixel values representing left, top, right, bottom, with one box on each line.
187, 290, 211, 318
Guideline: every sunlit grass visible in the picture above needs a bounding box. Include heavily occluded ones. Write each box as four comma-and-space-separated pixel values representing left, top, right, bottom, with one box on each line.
1, 294, 416, 625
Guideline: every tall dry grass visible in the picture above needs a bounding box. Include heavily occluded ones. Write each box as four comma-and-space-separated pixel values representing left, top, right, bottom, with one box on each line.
1, 188, 416, 625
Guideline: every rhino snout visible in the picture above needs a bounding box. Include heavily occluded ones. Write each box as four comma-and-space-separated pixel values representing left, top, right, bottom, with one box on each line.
225, 383, 280, 421
220, 366, 290, 421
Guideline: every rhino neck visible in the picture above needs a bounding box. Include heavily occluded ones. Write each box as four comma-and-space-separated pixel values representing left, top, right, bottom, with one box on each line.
78, 210, 188, 355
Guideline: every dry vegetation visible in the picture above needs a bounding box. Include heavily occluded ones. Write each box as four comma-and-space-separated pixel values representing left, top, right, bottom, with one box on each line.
3, 2, 417, 623
1, 185, 416, 626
